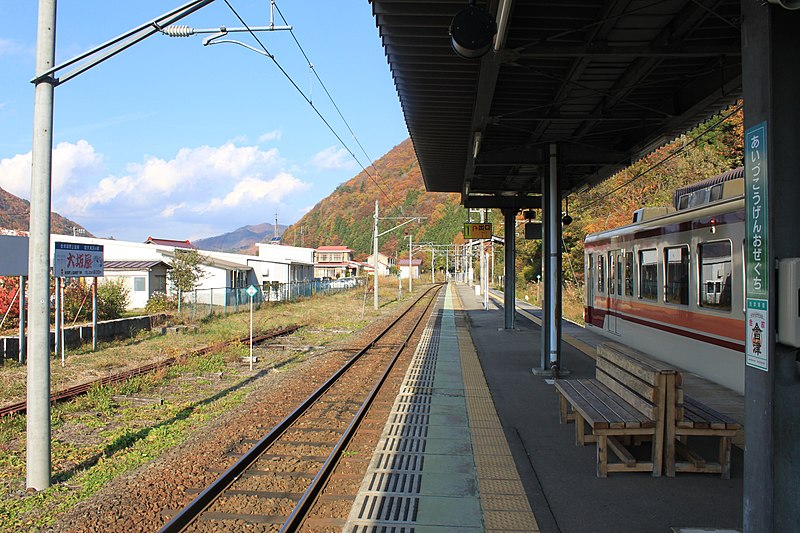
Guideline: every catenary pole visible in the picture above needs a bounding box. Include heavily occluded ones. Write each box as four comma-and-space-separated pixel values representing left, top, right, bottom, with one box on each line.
27, 0, 57, 491
408, 234, 413, 293
373, 200, 379, 310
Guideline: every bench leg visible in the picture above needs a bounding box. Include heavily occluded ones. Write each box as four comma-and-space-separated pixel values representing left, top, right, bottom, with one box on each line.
575, 414, 585, 446
719, 436, 732, 479
559, 393, 568, 424
597, 435, 608, 478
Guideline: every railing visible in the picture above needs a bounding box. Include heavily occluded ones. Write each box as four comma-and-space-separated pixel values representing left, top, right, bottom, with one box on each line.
178, 278, 365, 320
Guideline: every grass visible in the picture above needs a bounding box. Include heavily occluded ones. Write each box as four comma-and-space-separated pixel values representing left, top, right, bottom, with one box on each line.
0, 280, 423, 531
515, 281, 586, 325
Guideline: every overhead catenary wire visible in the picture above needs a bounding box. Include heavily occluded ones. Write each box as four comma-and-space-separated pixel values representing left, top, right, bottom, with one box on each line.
222, 0, 401, 213
272, 2, 394, 207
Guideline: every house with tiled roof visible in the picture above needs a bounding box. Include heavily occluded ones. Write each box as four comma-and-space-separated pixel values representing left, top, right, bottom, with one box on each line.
364, 252, 395, 277
144, 236, 194, 249
314, 246, 358, 279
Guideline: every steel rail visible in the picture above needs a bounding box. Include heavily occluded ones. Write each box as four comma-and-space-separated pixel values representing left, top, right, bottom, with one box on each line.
159, 284, 442, 532
281, 284, 442, 531
0, 324, 302, 418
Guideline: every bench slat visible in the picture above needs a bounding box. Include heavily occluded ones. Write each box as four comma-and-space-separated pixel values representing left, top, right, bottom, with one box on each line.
555, 379, 648, 429
580, 379, 653, 428
596, 369, 659, 420
597, 343, 661, 386
554, 380, 612, 430
597, 358, 658, 402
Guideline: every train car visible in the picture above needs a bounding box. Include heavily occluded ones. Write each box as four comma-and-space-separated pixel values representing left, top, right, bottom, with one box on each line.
584, 168, 746, 393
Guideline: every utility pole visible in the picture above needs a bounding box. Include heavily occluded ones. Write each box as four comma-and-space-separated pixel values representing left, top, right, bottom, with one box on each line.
27, 0, 56, 491
408, 234, 413, 293
431, 247, 435, 283
373, 201, 379, 310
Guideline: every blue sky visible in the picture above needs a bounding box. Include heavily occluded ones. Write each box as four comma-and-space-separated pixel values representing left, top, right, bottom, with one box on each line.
0, 1, 409, 241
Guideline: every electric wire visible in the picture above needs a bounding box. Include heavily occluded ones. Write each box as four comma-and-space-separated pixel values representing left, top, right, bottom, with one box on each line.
579, 102, 743, 210
222, 0, 400, 213
272, 1, 397, 212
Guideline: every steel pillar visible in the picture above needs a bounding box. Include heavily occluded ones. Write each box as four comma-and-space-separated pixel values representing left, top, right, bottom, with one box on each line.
741, 3, 800, 531
540, 144, 562, 373
502, 208, 516, 329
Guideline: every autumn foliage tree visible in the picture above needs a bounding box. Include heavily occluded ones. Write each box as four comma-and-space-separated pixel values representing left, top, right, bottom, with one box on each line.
0, 276, 21, 330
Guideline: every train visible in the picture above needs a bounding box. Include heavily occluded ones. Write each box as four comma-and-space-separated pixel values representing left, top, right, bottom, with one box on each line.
584, 167, 746, 393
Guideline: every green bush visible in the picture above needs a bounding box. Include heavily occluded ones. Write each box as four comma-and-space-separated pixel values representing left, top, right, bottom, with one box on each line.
97, 278, 130, 320
144, 291, 174, 313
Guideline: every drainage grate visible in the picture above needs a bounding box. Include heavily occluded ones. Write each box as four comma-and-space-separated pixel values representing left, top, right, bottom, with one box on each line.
350, 526, 416, 533
367, 472, 423, 494
343, 306, 443, 532
356, 495, 419, 522
373, 452, 424, 472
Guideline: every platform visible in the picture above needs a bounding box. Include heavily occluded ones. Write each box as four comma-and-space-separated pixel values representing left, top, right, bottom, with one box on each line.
344, 282, 743, 533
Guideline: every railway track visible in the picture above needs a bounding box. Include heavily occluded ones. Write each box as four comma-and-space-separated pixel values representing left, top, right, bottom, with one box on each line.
0, 324, 302, 418
159, 284, 443, 532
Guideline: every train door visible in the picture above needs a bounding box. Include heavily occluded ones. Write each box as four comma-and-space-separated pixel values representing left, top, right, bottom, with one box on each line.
607, 249, 621, 334
586, 254, 595, 324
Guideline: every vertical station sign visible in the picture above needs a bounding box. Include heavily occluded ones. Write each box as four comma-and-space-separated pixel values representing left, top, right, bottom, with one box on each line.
744, 122, 769, 372
53, 242, 104, 278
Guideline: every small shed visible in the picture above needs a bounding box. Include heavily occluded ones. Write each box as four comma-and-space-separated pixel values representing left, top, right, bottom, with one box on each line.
398, 258, 422, 280
103, 260, 170, 309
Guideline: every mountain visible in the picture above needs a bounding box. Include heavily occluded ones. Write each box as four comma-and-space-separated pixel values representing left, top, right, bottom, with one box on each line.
0, 186, 92, 236
194, 223, 287, 253
281, 138, 465, 260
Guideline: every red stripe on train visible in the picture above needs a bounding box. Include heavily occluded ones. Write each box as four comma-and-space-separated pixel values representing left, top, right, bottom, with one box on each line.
585, 305, 745, 352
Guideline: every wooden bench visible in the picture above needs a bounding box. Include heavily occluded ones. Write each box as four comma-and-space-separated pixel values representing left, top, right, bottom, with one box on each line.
666, 386, 742, 478
554, 342, 677, 477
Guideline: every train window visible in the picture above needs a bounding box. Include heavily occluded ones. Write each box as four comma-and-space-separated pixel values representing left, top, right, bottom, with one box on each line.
665, 246, 690, 305
608, 252, 615, 294
709, 183, 724, 202
597, 255, 605, 293
624, 251, 634, 296
616, 253, 623, 295
639, 249, 658, 300
698, 240, 732, 311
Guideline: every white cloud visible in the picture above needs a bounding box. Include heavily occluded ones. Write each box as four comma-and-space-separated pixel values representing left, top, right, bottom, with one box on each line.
2, 138, 316, 241
160, 203, 185, 218
310, 146, 355, 171
258, 130, 282, 143
203, 172, 310, 211
0, 152, 30, 197
0, 139, 103, 198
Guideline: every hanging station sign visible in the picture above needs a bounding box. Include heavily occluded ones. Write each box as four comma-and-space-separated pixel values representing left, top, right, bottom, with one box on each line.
744, 122, 769, 372
463, 223, 492, 239
53, 242, 104, 278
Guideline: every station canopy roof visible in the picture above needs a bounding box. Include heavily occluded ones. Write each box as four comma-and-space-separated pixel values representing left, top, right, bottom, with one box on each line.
370, 0, 742, 209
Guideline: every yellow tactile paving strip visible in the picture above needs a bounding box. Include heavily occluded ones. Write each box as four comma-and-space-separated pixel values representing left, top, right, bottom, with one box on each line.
452, 286, 541, 533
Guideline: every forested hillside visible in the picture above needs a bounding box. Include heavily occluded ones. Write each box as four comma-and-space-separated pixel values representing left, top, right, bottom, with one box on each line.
0, 186, 91, 237
281, 139, 465, 261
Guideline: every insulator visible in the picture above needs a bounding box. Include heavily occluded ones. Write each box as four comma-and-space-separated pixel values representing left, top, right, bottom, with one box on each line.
162, 25, 195, 37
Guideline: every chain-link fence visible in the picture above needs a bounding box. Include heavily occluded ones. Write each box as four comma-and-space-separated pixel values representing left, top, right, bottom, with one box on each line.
176, 277, 365, 320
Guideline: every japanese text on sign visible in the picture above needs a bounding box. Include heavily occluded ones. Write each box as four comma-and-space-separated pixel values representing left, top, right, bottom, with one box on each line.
464, 223, 492, 239
744, 122, 769, 371
54, 242, 104, 278
745, 123, 769, 297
